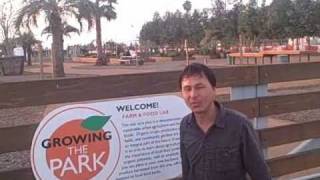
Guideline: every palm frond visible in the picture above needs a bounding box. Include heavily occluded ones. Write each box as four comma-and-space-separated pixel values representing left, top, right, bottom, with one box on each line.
63, 24, 80, 36
14, 0, 47, 30
41, 25, 51, 35
99, 0, 117, 4
41, 22, 80, 39
17, 31, 40, 46
74, 0, 96, 30
100, 4, 117, 20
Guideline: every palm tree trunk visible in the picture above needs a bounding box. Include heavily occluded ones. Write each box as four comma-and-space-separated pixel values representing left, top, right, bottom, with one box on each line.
27, 45, 32, 66
95, 14, 106, 65
51, 15, 65, 77
4, 39, 9, 56
22, 46, 27, 63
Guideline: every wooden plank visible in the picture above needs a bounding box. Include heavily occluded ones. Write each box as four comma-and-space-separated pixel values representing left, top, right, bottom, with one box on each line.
0, 98, 258, 154
0, 168, 34, 180
228, 52, 263, 58
0, 71, 179, 109
259, 91, 320, 116
213, 66, 258, 88
261, 50, 300, 56
1, 149, 320, 179
267, 148, 320, 177
1, 92, 319, 153
0, 67, 258, 109
1, 62, 320, 110
300, 51, 320, 56
259, 62, 320, 84
258, 120, 320, 147
223, 98, 259, 119
0, 124, 37, 153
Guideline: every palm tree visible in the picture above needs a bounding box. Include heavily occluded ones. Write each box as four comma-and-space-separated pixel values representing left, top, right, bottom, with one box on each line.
17, 31, 40, 66
183, 0, 192, 13
42, 22, 80, 39
15, 0, 82, 77
41, 22, 80, 63
77, 0, 117, 65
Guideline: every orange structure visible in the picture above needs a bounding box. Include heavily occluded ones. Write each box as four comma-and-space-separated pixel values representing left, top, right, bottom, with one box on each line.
228, 50, 319, 65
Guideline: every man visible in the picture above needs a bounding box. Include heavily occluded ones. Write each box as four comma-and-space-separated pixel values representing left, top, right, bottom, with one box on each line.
179, 63, 271, 180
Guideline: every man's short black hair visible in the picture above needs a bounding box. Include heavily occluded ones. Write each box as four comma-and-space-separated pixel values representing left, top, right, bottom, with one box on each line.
178, 63, 216, 89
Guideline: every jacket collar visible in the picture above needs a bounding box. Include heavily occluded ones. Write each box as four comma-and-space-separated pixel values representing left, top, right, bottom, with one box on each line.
187, 101, 226, 129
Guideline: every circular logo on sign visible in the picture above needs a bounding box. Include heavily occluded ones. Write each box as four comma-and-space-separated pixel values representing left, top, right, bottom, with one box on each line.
31, 107, 121, 180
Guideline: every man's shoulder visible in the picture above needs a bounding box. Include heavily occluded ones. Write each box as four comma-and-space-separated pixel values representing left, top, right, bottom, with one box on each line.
180, 113, 193, 138
224, 107, 249, 125
181, 113, 192, 125
180, 113, 193, 129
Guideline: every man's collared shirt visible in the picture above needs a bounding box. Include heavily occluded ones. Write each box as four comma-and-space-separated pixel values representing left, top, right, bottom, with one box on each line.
180, 102, 271, 180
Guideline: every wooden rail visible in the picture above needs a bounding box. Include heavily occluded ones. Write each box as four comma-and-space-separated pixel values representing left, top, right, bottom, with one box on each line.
268, 149, 320, 177
1, 62, 320, 178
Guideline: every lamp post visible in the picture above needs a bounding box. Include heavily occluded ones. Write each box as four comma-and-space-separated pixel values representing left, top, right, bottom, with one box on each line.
185, 39, 189, 65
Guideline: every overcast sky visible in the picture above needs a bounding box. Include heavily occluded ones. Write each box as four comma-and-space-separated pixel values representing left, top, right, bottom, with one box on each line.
10, 0, 212, 48
10, 0, 270, 48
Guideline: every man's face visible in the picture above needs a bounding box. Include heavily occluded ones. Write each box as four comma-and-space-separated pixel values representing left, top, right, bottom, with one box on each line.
181, 74, 216, 114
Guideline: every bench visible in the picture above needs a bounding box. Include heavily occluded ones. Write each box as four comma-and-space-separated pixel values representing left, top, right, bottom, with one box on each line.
119, 56, 144, 65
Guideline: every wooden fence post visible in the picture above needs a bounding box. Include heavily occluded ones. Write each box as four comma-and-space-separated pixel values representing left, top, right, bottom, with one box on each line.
230, 66, 269, 158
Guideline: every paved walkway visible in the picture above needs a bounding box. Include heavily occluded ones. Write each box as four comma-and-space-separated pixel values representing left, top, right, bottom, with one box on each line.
1, 55, 319, 82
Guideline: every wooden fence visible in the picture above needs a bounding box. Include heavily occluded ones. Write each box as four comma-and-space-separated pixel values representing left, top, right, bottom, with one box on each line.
1, 62, 320, 179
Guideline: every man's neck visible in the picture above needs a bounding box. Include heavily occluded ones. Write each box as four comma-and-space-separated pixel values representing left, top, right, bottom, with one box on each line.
194, 103, 217, 134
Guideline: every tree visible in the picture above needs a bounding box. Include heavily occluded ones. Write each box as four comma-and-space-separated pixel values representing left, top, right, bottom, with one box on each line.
139, 8, 206, 51
140, 0, 320, 55
242, 0, 260, 47
182, 0, 192, 50
314, 0, 320, 37
140, 12, 163, 47
257, 0, 270, 41
201, 0, 228, 52
0, 0, 16, 56
16, 31, 39, 66
42, 22, 80, 39
223, 3, 242, 47
76, 0, 117, 65
162, 11, 185, 47
42, 22, 80, 61
15, 0, 82, 77
183, 0, 192, 14
188, 10, 206, 47
267, 0, 295, 40
291, 0, 319, 45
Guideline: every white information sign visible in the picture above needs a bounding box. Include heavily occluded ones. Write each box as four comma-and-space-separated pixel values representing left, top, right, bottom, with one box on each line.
31, 95, 191, 180
13, 47, 24, 56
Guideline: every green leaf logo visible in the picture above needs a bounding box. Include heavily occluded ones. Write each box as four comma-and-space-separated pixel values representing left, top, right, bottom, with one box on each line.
81, 116, 111, 131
